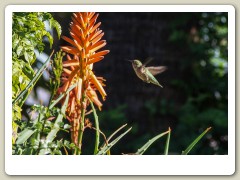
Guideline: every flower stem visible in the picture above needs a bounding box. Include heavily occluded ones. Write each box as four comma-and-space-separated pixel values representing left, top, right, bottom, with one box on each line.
76, 94, 86, 155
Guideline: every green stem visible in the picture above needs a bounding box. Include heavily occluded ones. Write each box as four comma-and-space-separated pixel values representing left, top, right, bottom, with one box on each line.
164, 127, 171, 155
76, 94, 86, 155
89, 100, 100, 155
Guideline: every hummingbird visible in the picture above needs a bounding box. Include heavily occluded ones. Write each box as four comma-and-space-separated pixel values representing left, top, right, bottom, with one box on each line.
128, 58, 167, 87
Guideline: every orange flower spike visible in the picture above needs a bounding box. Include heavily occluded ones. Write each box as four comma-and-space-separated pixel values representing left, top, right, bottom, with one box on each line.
58, 12, 110, 146
90, 72, 107, 100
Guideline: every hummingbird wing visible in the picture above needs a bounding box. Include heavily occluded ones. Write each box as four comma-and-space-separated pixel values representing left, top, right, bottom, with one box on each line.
146, 66, 167, 76
143, 57, 154, 67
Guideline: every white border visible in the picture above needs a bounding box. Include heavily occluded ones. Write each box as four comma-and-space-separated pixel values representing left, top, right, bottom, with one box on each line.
5, 5, 235, 175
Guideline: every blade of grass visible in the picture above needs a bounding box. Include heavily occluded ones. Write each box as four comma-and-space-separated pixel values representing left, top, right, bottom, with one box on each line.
89, 100, 100, 155
45, 93, 70, 143
49, 83, 77, 109
99, 123, 128, 155
106, 123, 128, 143
164, 127, 171, 155
12, 51, 54, 106
182, 127, 212, 155
97, 127, 132, 155
135, 129, 170, 155
15, 128, 37, 145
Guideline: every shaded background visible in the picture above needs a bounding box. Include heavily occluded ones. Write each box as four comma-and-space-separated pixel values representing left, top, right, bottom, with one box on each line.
24, 12, 228, 155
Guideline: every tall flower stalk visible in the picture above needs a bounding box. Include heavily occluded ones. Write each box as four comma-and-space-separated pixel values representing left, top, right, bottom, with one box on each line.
58, 12, 109, 154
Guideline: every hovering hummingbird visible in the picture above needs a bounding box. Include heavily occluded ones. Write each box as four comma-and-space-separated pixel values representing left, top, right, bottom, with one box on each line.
128, 58, 167, 87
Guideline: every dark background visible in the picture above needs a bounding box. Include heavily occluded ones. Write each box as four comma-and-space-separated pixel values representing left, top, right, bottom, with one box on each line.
25, 12, 228, 155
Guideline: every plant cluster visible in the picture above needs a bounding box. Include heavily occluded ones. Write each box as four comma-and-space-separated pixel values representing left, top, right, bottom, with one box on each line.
12, 12, 211, 155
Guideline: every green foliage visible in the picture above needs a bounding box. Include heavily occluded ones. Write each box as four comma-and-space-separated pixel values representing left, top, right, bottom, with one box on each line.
12, 12, 61, 143
182, 127, 212, 155
135, 129, 169, 155
13, 92, 72, 155
166, 12, 228, 154
12, 12, 218, 155
49, 50, 64, 103
12, 53, 52, 106
97, 126, 132, 155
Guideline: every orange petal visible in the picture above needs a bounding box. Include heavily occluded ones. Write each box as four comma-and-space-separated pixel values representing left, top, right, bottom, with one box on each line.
87, 40, 106, 53
74, 13, 85, 29
89, 30, 102, 41
88, 12, 95, 20
62, 36, 76, 47
63, 68, 72, 75
90, 22, 101, 33
90, 72, 107, 100
91, 32, 104, 45
89, 50, 110, 59
61, 46, 80, 56
87, 56, 104, 65
89, 13, 99, 28
90, 42, 106, 53
82, 12, 88, 24
87, 88, 102, 110
63, 60, 79, 67
70, 32, 84, 48
67, 54, 72, 60
71, 16, 84, 31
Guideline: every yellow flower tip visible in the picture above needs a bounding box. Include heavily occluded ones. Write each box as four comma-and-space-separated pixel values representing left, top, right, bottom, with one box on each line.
168, 127, 171, 132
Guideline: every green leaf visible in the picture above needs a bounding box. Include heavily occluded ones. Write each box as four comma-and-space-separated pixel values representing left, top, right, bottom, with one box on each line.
49, 83, 77, 109
50, 19, 62, 39
97, 127, 132, 155
135, 129, 170, 155
16, 128, 37, 144
89, 100, 100, 155
12, 53, 52, 105
38, 148, 52, 155
12, 36, 20, 50
24, 51, 31, 63
16, 45, 23, 56
182, 127, 212, 155
45, 32, 53, 49
45, 93, 69, 143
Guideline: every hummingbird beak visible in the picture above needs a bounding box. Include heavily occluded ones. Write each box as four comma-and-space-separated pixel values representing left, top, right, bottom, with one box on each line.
125, 60, 133, 63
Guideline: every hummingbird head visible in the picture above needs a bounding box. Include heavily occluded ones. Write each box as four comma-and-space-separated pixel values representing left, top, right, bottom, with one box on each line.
130, 60, 142, 68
